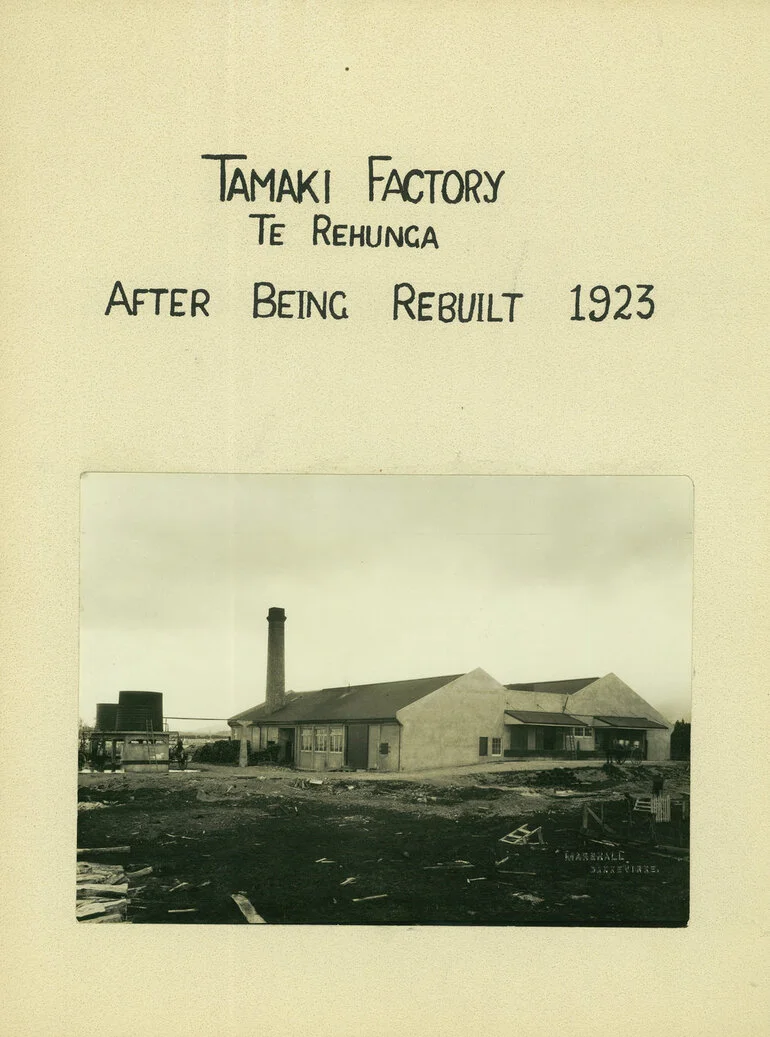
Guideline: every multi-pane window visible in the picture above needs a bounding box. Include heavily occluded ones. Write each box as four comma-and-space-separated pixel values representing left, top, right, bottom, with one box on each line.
314, 727, 328, 752
329, 727, 344, 753
572, 727, 591, 737
300, 728, 313, 752
491, 737, 502, 755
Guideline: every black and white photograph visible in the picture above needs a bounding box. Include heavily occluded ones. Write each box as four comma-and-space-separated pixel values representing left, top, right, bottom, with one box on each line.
78, 474, 692, 926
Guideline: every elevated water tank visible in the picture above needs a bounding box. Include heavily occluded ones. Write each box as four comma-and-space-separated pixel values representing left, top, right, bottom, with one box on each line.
115, 690, 164, 732
95, 703, 119, 732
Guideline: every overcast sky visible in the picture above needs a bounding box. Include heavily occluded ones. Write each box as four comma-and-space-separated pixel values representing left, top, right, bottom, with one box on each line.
80, 474, 693, 729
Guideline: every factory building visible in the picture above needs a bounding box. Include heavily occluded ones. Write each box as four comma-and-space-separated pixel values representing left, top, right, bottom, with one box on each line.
228, 608, 672, 772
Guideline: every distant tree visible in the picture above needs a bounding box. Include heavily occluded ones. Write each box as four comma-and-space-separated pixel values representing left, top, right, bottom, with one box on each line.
670, 720, 691, 761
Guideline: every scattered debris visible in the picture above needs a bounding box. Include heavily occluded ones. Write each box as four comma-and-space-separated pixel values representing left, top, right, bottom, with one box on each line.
168, 882, 193, 893
511, 892, 544, 905
167, 908, 198, 914
126, 866, 153, 880
352, 894, 388, 902
77, 899, 128, 921
580, 803, 617, 838
308, 779, 324, 786
77, 846, 130, 856
78, 802, 108, 811
648, 849, 689, 862
231, 892, 267, 923
77, 862, 125, 884
500, 825, 545, 846
496, 870, 535, 876
77, 860, 129, 923
495, 856, 509, 866
315, 857, 336, 864
632, 794, 672, 822
78, 882, 128, 898
340, 877, 357, 886
570, 894, 591, 900
466, 877, 486, 883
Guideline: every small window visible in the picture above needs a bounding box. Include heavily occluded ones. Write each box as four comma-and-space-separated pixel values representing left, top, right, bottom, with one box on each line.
329, 727, 344, 753
300, 728, 313, 752
479, 737, 488, 756
491, 737, 502, 755
314, 727, 328, 752
379, 742, 389, 755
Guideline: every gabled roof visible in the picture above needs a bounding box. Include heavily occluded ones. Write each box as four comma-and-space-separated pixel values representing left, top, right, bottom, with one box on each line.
229, 674, 463, 725
505, 677, 599, 696
505, 710, 584, 726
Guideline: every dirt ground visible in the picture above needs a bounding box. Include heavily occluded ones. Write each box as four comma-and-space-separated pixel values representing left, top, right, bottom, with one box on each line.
77, 761, 690, 926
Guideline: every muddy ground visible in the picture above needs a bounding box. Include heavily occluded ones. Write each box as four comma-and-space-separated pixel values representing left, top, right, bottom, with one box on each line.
77, 762, 689, 926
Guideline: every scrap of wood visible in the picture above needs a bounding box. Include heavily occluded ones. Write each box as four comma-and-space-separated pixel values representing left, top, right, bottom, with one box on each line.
500, 825, 544, 846
340, 877, 357, 886
77, 867, 125, 885
511, 892, 544, 905
352, 894, 388, 902
168, 882, 193, 893
167, 908, 198, 914
314, 857, 336, 864
77, 846, 130, 856
87, 912, 129, 923
231, 892, 267, 923
126, 866, 153, 880
647, 849, 689, 861
496, 870, 535, 875
494, 856, 510, 866
77, 899, 127, 920
77, 883, 129, 899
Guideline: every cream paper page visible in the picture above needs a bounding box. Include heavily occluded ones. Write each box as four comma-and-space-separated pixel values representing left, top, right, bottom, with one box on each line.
2, 3, 768, 1035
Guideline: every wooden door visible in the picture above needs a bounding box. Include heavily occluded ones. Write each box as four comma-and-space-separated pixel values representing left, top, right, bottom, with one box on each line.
346, 724, 369, 770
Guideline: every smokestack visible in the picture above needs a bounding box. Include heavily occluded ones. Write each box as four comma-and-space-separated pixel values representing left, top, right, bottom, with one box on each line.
265, 606, 286, 712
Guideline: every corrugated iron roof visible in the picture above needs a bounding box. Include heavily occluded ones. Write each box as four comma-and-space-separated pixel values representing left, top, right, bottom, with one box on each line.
229, 674, 463, 725
593, 715, 668, 730
504, 710, 585, 726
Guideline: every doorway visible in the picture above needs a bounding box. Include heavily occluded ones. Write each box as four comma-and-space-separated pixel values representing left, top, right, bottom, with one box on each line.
346, 724, 369, 770
278, 728, 295, 764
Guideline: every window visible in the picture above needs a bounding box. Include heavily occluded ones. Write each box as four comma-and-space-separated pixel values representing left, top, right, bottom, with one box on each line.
479, 737, 488, 756
491, 737, 502, 755
379, 742, 389, 755
314, 727, 328, 752
573, 727, 591, 737
329, 727, 344, 753
300, 728, 313, 752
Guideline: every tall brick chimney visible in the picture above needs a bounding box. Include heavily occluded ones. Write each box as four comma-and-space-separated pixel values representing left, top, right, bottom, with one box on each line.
265, 607, 286, 713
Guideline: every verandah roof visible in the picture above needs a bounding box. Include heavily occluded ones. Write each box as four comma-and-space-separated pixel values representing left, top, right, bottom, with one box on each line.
504, 710, 586, 726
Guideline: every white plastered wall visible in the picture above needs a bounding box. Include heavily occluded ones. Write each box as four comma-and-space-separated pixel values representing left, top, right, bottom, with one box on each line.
396, 668, 508, 772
